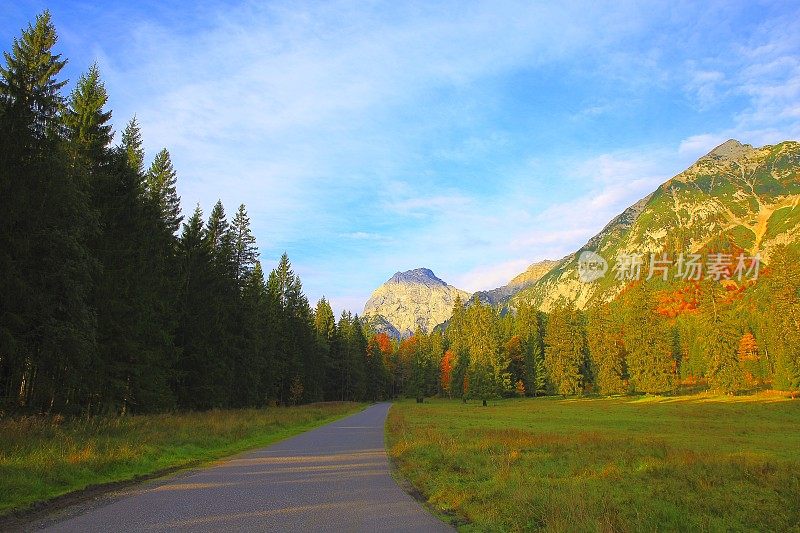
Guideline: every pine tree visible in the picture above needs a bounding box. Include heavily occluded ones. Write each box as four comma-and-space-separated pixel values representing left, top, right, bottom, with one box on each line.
365, 333, 390, 401
231, 204, 258, 284
238, 261, 269, 406
700, 280, 743, 394
445, 295, 470, 398
120, 116, 144, 174
505, 335, 525, 390
0, 11, 95, 412
268, 253, 324, 402
175, 206, 220, 409
543, 301, 585, 396
65, 64, 112, 165
623, 284, 674, 394
0, 10, 66, 140
764, 246, 800, 390
205, 200, 230, 255
587, 305, 627, 395
314, 297, 336, 345
315, 297, 339, 400
531, 342, 548, 396
336, 311, 366, 401
463, 299, 511, 404
146, 148, 182, 236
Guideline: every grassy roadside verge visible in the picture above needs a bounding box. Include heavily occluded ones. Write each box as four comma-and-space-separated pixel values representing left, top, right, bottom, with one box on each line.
0, 402, 363, 516
387, 395, 800, 532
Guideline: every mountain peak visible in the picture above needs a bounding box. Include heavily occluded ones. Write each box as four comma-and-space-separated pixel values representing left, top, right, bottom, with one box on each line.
706, 139, 754, 160
388, 268, 446, 287
364, 268, 469, 338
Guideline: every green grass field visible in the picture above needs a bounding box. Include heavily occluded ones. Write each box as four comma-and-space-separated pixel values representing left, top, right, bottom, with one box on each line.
0, 402, 362, 515
387, 395, 800, 532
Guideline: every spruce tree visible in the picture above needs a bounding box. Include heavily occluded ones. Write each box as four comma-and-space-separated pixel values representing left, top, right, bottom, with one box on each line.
623, 283, 674, 394
0, 10, 66, 140
146, 148, 182, 236
238, 262, 270, 406
65, 64, 112, 165
543, 301, 585, 396
120, 116, 144, 175
587, 305, 628, 395
365, 335, 389, 401
231, 204, 258, 284
698, 280, 743, 394
764, 246, 800, 390
463, 299, 511, 403
315, 297, 339, 399
0, 11, 96, 413
175, 206, 220, 409
531, 342, 548, 396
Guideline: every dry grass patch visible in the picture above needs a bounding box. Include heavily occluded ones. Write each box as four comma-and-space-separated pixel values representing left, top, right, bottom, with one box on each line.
387, 396, 800, 532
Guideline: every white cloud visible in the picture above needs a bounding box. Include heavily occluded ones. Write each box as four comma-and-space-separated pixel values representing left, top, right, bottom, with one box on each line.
684, 67, 725, 109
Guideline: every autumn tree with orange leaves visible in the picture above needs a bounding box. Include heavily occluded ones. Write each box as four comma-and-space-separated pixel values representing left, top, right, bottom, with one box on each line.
440, 350, 455, 397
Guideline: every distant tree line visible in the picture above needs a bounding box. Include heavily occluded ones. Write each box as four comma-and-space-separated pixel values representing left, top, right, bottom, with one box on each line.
385, 246, 800, 403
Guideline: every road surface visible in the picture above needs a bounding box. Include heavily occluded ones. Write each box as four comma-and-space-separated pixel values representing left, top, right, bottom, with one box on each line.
35, 403, 453, 532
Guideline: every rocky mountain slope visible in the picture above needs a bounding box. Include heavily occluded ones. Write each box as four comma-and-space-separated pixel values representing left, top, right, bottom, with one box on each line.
363, 268, 470, 338
512, 139, 800, 311
471, 259, 561, 307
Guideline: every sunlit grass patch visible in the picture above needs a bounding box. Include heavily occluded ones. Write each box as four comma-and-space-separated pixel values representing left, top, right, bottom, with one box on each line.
387, 396, 800, 532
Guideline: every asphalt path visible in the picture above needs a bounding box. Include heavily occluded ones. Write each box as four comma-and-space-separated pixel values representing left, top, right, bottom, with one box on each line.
34, 403, 453, 532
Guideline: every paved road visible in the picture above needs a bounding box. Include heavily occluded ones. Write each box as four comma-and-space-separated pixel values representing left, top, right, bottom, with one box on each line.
35, 403, 452, 532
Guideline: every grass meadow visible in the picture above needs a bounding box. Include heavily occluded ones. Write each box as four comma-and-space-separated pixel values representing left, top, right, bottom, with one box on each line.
0, 402, 362, 515
387, 394, 800, 532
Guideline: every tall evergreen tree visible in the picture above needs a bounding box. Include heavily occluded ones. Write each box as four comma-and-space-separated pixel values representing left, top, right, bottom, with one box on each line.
0, 12, 95, 413
699, 280, 744, 394
587, 305, 628, 395
543, 301, 586, 396
64, 64, 112, 165
237, 261, 270, 406
120, 116, 144, 175
174, 206, 217, 408
146, 148, 182, 236
622, 284, 674, 394
314, 297, 339, 400
764, 246, 800, 390
0, 10, 66, 140
463, 299, 511, 403
231, 204, 258, 284
530, 342, 548, 397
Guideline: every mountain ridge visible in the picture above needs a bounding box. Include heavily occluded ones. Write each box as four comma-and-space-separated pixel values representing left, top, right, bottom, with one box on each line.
511, 139, 800, 311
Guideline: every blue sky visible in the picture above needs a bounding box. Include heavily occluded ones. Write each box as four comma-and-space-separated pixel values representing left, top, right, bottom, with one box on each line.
3, 1, 800, 314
